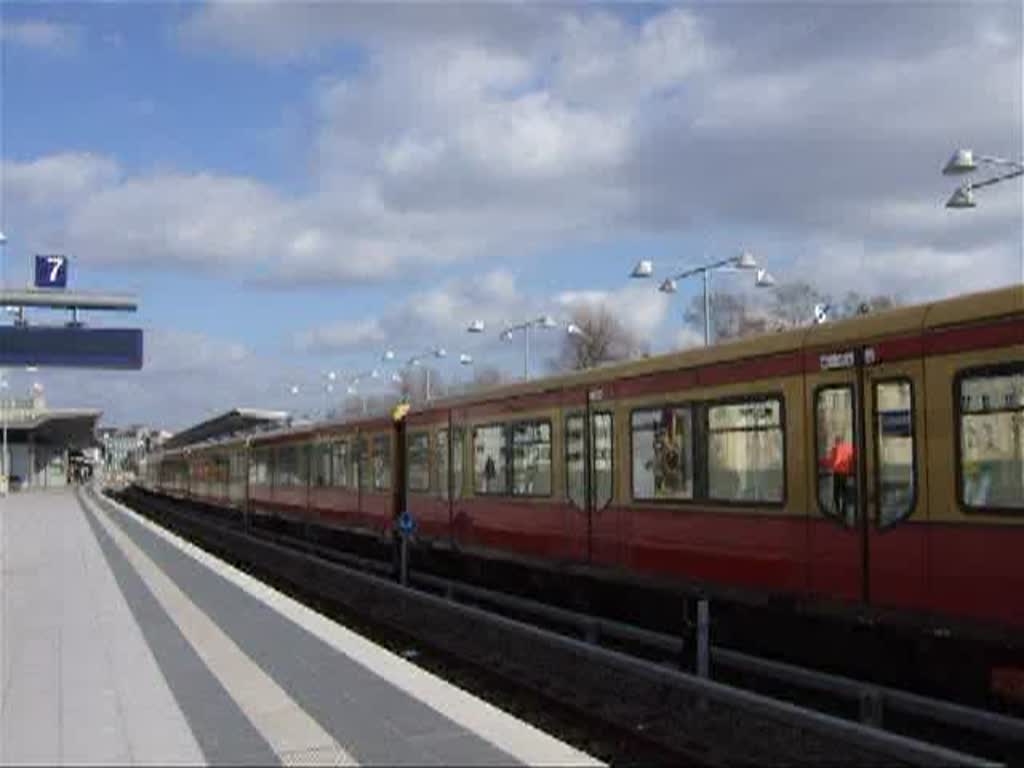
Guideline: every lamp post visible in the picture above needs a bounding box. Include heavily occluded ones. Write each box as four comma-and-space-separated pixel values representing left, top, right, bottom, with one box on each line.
322, 370, 337, 419
0, 231, 6, 497
0, 373, 8, 497
631, 251, 775, 347
383, 347, 446, 401
467, 315, 557, 381
942, 148, 1023, 209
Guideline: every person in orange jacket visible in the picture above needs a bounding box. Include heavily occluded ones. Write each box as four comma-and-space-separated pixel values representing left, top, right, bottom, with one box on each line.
823, 436, 855, 519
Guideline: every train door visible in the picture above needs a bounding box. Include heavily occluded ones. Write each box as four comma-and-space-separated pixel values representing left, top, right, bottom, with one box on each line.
392, 419, 406, 527
566, 388, 619, 565
862, 349, 927, 610
807, 349, 869, 603
449, 407, 469, 546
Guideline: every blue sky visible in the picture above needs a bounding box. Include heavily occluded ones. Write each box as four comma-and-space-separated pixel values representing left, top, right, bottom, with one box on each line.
1, 2, 1021, 429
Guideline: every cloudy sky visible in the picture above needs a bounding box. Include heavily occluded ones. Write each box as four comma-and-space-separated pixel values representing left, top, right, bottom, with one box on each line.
1, 1, 1021, 430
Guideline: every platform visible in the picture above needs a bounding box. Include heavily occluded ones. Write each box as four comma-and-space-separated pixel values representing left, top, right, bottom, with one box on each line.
0, 489, 600, 766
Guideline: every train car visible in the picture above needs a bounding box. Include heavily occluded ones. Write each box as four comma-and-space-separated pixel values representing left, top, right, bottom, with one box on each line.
136, 284, 1022, 647
403, 284, 1023, 639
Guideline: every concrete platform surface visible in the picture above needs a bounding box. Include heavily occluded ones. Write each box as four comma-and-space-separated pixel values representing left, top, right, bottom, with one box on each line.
0, 489, 601, 766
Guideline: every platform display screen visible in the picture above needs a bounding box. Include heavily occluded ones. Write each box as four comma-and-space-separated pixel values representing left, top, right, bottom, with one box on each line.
0, 326, 143, 369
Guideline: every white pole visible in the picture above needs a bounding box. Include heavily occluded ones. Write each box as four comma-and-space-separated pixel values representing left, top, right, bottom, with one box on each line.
703, 269, 712, 347
0, 232, 6, 496
524, 325, 530, 380
1, 375, 7, 497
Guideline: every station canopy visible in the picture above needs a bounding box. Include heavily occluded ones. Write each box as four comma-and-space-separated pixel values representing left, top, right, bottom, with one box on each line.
163, 409, 290, 450
3, 401, 101, 450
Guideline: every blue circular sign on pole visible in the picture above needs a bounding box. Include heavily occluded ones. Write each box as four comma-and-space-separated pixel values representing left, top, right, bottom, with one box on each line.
397, 510, 416, 536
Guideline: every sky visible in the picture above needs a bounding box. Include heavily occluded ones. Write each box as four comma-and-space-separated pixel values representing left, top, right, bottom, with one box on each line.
1, 1, 1021, 430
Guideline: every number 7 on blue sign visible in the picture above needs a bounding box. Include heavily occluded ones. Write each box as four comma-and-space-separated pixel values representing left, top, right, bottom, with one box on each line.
35, 254, 68, 288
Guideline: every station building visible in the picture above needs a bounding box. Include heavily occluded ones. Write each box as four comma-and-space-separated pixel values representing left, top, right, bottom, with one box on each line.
1, 386, 101, 491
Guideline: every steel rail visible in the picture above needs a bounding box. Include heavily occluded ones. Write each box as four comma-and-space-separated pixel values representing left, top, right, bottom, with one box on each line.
104, 487, 1001, 767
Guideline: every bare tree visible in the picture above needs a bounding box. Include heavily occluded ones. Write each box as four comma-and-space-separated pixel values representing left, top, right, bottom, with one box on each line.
684, 291, 768, 343
555, 304, 644, 371
768, 281, 831, 330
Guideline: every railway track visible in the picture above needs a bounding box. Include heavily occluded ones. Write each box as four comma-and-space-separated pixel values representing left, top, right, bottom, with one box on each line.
106, 486, 1022, 766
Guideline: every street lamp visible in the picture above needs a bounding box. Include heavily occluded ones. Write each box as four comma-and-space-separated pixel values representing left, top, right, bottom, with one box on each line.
943, 147, 1023, 209
385, 346, 447, 401
475, 314, 559, 380
631, 250, 775, 347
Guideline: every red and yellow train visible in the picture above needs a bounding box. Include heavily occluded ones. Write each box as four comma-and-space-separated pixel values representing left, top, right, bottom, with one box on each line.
139, 284, 1024, 651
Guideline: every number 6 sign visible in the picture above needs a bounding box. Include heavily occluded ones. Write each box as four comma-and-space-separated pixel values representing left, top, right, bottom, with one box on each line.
35, 254, 68, 288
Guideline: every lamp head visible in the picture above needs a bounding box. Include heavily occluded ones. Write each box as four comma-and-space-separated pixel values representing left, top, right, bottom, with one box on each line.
382, 349, 396, 362
946, 184, 976, 209
658, 278, 678, 294
500, 329, 513, 342
459, 353, 473, 365
434, 347, 447, 358
0, 231, 6, 245
631, 259, 654, 278
538, 315, 557, 329
735, 250, 758, 270
943, 148, 976, 176
467, 319, 485, 333
566, 322, 588, 338
755, 268, 776, 288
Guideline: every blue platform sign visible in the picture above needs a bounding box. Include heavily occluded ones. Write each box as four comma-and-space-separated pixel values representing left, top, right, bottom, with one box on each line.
35, 254, 68, 288
0, 326, 143, 369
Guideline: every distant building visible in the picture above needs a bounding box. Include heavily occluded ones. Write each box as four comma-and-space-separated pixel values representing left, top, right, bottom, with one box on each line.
97, 425, 171, 478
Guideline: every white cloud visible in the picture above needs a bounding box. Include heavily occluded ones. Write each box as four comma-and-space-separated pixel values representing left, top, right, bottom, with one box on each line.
0, 19, 80, 53
4, 4, 1020, 304
295, 319, 387, 354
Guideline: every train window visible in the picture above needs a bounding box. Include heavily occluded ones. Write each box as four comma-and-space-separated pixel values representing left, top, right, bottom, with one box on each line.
436, 429, 449, 499
632, 407, 694, 500
250, 448, 269, 485
474, 425, 508, 494
875, 380, 915, 526
356, 437, 370, 490
434, 428, 464, 500
331, 440, 349, 488
708, 398, 784, 504
298, 444, 310, 487
373, 435, 391, 490
408, 432, 431, 492
511, 421, 552, 496
816, 387, 856, 525
312, 443, 331, 487
959, 367, 1024, 511
566, 415, 585, 508
275, 446, 297, 487
453, 428, 465, 500
593, 413, 614, 509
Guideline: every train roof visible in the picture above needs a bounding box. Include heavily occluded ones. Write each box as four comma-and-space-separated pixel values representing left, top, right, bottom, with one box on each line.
406, 282, 1023, 416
